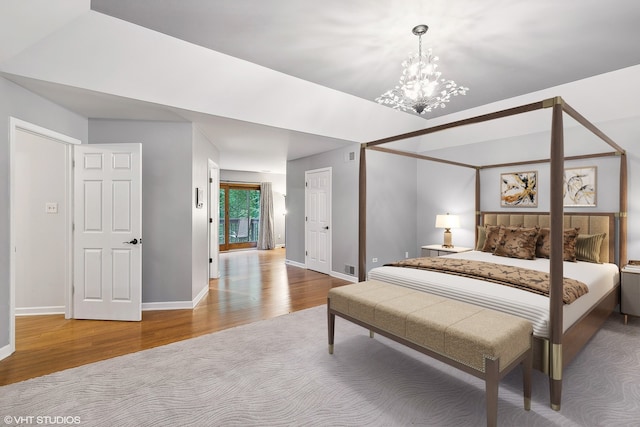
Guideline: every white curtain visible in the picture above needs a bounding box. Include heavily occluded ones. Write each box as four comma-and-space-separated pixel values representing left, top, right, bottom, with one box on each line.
257, 182, 275, 250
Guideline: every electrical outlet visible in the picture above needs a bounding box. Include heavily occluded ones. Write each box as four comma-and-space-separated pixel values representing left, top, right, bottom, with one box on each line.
372, 257, 378, 263
45, 202, 58, 214
405, 251, 409, 258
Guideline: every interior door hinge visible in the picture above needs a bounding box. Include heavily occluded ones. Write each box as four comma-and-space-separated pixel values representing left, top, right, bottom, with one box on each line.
209, 218, 213, 223
305, 250, 308, 256
305, 181, 308, 187
72, 160, 75, 168
209, 258, 213, 263
209, 177, 213, 183
72, 222, 75, 231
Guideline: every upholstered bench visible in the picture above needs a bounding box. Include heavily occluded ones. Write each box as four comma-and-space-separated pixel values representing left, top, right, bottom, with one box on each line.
327, 280, 533, 427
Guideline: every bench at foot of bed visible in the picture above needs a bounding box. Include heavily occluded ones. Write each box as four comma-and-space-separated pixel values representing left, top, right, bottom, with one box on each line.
327, 280, 533, 427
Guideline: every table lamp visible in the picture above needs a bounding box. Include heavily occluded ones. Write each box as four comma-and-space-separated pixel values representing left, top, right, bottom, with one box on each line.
435, 213, 460, 248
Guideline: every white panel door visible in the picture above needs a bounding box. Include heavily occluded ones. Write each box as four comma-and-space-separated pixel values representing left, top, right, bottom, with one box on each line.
305, 168, 331, 274
74, 144, 142, 321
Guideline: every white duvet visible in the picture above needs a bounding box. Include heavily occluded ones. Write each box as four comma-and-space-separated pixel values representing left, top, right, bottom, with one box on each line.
367, 250, 619, 337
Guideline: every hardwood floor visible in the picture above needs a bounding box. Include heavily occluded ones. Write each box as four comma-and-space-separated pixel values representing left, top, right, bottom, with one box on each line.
0, 248, 350, 386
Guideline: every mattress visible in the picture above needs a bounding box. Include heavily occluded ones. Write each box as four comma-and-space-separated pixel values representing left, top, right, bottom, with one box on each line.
367, 250, 619, 338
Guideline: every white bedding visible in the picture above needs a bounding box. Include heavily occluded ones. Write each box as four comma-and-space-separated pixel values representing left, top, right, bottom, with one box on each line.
367, 250, 619, 338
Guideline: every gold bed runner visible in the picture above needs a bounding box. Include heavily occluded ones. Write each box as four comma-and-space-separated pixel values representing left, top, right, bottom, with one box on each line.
384, 257, 588, 304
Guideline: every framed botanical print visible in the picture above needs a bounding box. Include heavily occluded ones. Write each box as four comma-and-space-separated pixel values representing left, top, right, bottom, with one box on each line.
564, 167, 597, 207
500, 171, 537, 207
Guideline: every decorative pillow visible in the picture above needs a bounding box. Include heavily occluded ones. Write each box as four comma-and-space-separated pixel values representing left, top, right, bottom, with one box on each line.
493, 226, 540, 260
481, 225, 502, 253
475, 225, 487, 251
535, 227, 580, 261
576, 233, 606, 263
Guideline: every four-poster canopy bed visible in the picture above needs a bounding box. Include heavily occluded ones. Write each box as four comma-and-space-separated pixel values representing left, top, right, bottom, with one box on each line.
357, 96, 628, 411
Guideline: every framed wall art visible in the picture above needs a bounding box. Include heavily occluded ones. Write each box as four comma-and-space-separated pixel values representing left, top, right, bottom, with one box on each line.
564, 166, 597, 207
500, 171, 537, 207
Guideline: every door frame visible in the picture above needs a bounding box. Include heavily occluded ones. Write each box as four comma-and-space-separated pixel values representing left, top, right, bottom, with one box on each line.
208, 160, 219, 278
219, 182, 261, 251
8, 117, 80, 354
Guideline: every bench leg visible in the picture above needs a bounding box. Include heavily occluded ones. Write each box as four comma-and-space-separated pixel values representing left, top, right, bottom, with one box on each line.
485, 357, 499, 427
369, 330, 374, 338
328, 309, 335, 355
523, 346, 532, 411
550, 378, 562, 411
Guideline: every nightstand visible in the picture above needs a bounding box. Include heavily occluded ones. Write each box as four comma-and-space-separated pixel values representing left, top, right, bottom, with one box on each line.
621, 265, 640, 324
421, 244, 472, 258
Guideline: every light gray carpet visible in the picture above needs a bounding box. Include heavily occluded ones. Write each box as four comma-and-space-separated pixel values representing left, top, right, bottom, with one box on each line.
1, 306, 639, 426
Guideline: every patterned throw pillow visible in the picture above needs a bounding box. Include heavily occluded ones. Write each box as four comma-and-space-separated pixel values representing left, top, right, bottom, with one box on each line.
535, 228, 580, 261
493, 226, 540, 260
481, 225, 502, 253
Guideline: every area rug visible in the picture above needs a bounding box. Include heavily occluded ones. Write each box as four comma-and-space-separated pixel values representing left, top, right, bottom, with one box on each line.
1, 306, 639, 426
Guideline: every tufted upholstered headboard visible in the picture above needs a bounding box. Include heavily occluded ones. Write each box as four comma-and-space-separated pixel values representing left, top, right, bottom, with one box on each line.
481, 212, 615, 264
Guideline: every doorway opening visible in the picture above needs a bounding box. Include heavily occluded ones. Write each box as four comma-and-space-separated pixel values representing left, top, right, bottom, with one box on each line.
7, 118, 80, 358
219, 183, 261, 251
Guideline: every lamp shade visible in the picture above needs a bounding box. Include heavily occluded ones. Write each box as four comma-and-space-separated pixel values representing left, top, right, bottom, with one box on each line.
435, 214, 460, 229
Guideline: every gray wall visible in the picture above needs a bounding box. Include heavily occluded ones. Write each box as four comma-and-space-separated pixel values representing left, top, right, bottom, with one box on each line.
417, 161, 476, 250
89, 119, 194, 303
366, 149, 418, 271
601, 117, 640, 261
0, 76, 88, 350
286, 144, 360, 277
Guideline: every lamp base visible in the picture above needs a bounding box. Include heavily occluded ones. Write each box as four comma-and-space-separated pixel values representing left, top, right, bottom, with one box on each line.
442, 229, 454, 248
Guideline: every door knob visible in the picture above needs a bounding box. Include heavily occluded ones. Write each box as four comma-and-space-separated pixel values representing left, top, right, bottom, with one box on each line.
323, 226, 329, 230
123, 238, 138, 245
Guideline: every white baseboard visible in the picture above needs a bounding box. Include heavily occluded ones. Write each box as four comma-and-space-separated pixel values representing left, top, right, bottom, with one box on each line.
285, 259, 358, 282
142, 287, 209, 311
276, 244, 285, 248
285, 259, 306, 269
192, 284, 209, 308
142, 301, 195, 311
15, 306, 65, 316
330, 271, 359, 283
11, 287, 210, 316
0, 343, 13, 361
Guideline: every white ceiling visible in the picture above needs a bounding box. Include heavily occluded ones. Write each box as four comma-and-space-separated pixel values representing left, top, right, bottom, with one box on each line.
2, 0, 640, 173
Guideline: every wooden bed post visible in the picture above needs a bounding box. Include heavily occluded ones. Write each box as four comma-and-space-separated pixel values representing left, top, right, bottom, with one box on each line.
620, 152, 628, 266
358, 144, 367, 282
475, 168, 481, 240
549, 97, 565, 411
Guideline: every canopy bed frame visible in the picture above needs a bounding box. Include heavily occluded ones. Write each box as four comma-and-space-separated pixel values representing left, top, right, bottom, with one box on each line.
357, 96, 628, 411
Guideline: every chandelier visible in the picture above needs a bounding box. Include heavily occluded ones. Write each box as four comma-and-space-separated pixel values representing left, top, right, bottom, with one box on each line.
376, 24, 468, 115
